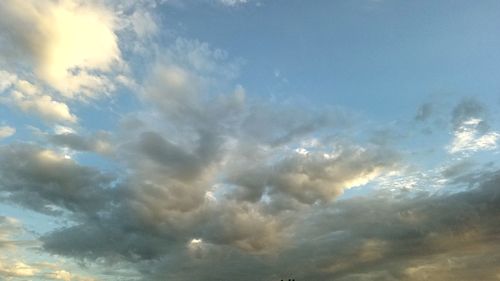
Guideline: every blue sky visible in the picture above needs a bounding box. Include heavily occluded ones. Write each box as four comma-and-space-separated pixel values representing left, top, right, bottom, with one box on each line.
1, 1, 500, 280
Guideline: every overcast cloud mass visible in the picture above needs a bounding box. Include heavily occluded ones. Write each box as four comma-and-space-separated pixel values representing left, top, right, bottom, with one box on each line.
1, 0, 500, 280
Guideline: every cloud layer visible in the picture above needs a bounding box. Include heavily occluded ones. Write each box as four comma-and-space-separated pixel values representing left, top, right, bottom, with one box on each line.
1, 1, 500, 281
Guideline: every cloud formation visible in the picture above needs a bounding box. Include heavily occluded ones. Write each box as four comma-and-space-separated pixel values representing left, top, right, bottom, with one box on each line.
0, 126, 15, 139
0, 0, 121, 99
0, 2, 500, 281
2, 43, 494, 281
2, 79, 78, 123
0, 144, 114, 215
448, 99, 499, 154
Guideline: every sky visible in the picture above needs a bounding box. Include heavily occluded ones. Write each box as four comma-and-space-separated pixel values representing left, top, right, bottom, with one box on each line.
1, 0, 500, 280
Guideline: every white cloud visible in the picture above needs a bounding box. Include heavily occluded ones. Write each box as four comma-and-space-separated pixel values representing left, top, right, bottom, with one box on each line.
0, 126, 15, 139
47, 270, 72, 281
0, 261, 38, 277
130, 9, 158, 38
4, 80, 77, 124
0, 0, 121, 99
448, 118, 499, 154
0, 70, 16, 92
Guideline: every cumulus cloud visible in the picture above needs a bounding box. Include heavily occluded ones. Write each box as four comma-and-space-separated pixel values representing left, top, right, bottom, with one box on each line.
447, 99, 499, 154
0, 7, 499, 278
448, 117, 499, 154
0, 37, 404, 281
227, 145, 398, 204
0, 70, 17, 92
0, 0, 121, 99
451, 98, 487, 131
0, 126, 15, 139
41, 168, 500, 281
1, 93, 499, 281
3, 80, 78, 123
0, 144, 115, 215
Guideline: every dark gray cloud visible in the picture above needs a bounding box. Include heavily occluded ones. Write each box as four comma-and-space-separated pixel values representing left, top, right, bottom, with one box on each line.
40, 168, 500, 281
2, 99, 500, 281
31, 120, 500, 281
0, 144, 115, 216
152, 170, 500, 281
3, 85, 499, 281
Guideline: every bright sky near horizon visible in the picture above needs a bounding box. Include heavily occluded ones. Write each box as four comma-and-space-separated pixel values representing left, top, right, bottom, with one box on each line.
1, 0, 500, 280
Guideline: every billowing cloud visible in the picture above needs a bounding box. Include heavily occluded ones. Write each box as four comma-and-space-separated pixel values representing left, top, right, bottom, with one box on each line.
448, 117, 499, 154
447, 99, 499, 154
0, 70, 17, 92
227, 145, 398, 204
2, 80, 77, 124
0, 2, 499, 280
0, 144, 115, 215
0, 0, 121, 99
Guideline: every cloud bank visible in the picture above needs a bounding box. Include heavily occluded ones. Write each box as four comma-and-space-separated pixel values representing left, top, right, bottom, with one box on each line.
0, 1, 500, 281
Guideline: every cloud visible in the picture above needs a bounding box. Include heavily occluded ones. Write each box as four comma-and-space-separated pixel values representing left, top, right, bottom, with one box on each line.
27, 87, 500, 280
448, 118, 499, 154
0, 38, 404, 281
0, 144, 115, 215
0, 217, 81, 280
0, 216, 24, 251
1, 79, 77, 124
240, 170, 500, 281
0, 126, 15, 139
0, 11, 499, 278
0, 0, 121, 99
227, 144, 398, 204
48, 131, 113, 154
217, 0, 249, 6
0, 261, 38, 278
414, 102, 433, 121
130, 9, 158, 38
0, 70, 17, 92
123, 170, 500, 280
451, 98, 487, 131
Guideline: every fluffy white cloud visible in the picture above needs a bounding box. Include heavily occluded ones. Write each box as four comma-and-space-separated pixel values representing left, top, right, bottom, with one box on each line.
0, 70, 16, 92
0, 126, 15, 139
0, 0, 121, 99
448, 118, 499, 154
3, 80, 77, 123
